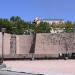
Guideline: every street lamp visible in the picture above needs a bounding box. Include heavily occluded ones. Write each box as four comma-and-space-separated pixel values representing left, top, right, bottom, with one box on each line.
1, 28, 6, 63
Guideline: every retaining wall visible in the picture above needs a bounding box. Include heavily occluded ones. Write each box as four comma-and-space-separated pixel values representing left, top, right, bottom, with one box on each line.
0, 32, 75, 59
16, 35, 33, 54
0, 32, 11, 57
35, 33, 75, 55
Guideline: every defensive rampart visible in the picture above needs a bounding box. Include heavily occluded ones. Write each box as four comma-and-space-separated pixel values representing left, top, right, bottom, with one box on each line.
0, 32, 75, 59
35, 33, 75, 58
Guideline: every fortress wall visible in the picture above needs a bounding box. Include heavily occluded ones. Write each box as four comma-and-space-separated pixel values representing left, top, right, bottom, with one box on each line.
0, 32, 11, 55
16, 35, 33, 54
35, 33, 63, 55
0, 32, 75, 58
35, 33, 75, 55
4, 33, 11, 55
0, 33, 2, 55
72, 33, 75, 52
63, 32, 75, 53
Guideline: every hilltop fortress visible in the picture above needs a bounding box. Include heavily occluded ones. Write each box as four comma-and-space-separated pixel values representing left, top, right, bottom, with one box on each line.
0, 17, 75, 60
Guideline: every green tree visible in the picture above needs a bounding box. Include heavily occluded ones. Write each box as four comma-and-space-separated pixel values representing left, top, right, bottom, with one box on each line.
36, 22, 51, 33
0, 18, 13, 33
10, 16, 30, 34
64, 21, 74, 32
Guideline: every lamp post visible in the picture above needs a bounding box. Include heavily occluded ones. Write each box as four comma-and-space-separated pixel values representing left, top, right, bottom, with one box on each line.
1, 28, 6, 63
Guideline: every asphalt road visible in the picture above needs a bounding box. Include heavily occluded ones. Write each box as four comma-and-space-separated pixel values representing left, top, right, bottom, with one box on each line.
0, 70, 39, 75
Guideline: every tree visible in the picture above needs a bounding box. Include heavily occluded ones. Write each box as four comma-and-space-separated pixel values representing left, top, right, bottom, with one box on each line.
0, 18, 13, 33
63, 21, 74, 33
36, 22, 51, 33
10, 16, 31, 34
10, 16, 22, 23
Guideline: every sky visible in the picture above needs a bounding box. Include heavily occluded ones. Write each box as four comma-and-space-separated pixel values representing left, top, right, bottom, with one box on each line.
0, 0, 75, 22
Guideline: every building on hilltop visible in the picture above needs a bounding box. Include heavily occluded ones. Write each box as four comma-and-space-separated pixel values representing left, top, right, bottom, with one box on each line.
33, 17, 64, 25
33, 17, 64, 33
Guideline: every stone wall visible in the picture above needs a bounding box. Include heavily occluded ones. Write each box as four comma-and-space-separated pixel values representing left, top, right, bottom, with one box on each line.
4, 33, 11, 55
0, 32, 11, 56
16, 35, 33, 54
35, 33, 75, 55
0, 33, 2, 55
0, 32, 75, 58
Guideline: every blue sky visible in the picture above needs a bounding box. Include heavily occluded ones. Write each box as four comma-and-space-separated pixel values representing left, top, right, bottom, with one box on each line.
0, 0, 75, 22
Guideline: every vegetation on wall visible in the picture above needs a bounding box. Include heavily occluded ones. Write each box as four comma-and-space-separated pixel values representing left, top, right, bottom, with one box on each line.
0, 16, 75, 34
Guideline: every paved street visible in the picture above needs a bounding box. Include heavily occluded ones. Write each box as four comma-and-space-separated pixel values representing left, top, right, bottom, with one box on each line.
0, 60, 75, 75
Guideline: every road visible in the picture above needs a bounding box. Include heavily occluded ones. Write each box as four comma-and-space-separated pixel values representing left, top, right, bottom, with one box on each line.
1, 60, 75, 75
